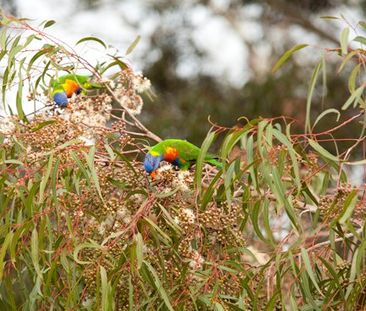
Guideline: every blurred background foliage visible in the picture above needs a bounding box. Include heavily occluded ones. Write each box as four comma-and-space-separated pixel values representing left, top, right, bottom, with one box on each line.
1, 0, 366, 149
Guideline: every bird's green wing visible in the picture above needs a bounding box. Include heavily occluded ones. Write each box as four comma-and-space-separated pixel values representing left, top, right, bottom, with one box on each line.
150, 139, 222, 169
51, 74, 103, 92
52, 74, 90, 86
168, 139, 201, 161
149, 139, 198, 160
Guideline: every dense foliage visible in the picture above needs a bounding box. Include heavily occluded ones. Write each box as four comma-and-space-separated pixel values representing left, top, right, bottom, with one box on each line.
0, 14, 366, 311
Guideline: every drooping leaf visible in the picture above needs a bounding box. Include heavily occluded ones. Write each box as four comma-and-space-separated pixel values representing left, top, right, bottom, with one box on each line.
43, 20, 56, 28
125, 35, 141, 55
76, 36, 107, 49
272, 44, 308, 73
308, 139, 339, 162
313, 108, 340, 128
353, 35, 366, 45
340, 27, 350, 55
342, 85, 364, 110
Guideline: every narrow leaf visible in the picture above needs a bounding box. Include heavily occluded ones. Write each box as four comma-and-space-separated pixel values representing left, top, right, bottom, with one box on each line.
301, 247, 322, 295
308, 139, 339, 162
272, 44, 308, 73
340, 27, 350, 55
125, 35, 141, 55
313, 108, 340, 128
353, 35, 366, 45
44, 20, 56, 28
76, 36, 107, 49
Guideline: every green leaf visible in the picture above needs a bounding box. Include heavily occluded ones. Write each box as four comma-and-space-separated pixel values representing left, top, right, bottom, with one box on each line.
73, 241, 102, 264
128, 276, 134, 311
84, 146, 103, 201
31, 120, 56, 132
16, 58, 26, 121
0, 232, 13, 280
320, 16, 340, 20
246, 134, 258, 190
300, 247, 323, 295
342, 85, 364, 110
143, 217, 171, 245
271, 167, 299, 231
272, 44, 308, 73
125, 35, 141, 55
135, 232, 144, 269
220, 123, 255, 160
250, 201, 267, 242
143, 261, 174, 311
224, 161, 236, 205
27, 45, 56, 74
359, 21, 366, 29
348, 64, 361, 93
338, 50, 358, 73
2, 66, 9, 109
100, 266, 113, 311
353, 35, 366, 45
308, 139, 339, 162
70, 151, 90, 185
344, 241, 366, 299
340, 27, 350, 55
3, 159, 23, 165
43, 20, 56, 28
338, 190, 358, 224
195, 131, 216, 193
0, 28, 8, 50
31, 228, 43, 280
100, 57, 128, 74
272, 129, 301, 191
345, 158, 366, 165
306, 60, 323, 133
214, 302, 225, 311
76, 36, 107, 49
39, 154, 54, 203
313, 108, 340, 128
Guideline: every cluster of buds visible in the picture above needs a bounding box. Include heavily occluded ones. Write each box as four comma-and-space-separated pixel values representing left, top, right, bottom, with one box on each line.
318, 183, 356, 223
201, 203, 246, 248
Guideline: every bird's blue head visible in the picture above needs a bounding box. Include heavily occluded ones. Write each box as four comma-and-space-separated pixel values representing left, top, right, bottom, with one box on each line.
144, 152, 162, 174
53, 92, 69, 107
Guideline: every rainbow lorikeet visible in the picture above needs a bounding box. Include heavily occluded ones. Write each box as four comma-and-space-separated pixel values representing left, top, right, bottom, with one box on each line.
144, 139, 222, 176
52, 74, 101, 107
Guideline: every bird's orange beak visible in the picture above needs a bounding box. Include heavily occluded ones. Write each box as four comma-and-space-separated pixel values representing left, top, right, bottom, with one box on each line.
150, 171, 157, 179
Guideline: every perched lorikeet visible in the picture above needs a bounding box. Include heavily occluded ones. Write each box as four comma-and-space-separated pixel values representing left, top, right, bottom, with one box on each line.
52, 74, 101, 107
144, 139, 222, 176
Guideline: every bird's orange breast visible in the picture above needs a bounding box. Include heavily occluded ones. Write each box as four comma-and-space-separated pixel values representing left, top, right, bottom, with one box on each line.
62, 79, 80, 97
164, 147, 179, 162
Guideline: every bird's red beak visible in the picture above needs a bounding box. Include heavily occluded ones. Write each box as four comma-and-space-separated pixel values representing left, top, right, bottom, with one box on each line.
150, 171, 157, 179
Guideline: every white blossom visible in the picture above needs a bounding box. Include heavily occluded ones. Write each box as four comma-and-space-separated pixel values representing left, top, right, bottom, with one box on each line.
172, 170, 193, 192
78, 135, 95, 146
182, 208, 195, 224
132, 74, 151, 93
189, 250, 205, 270
118, 94, 143, 115
0, 116, 16, 135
